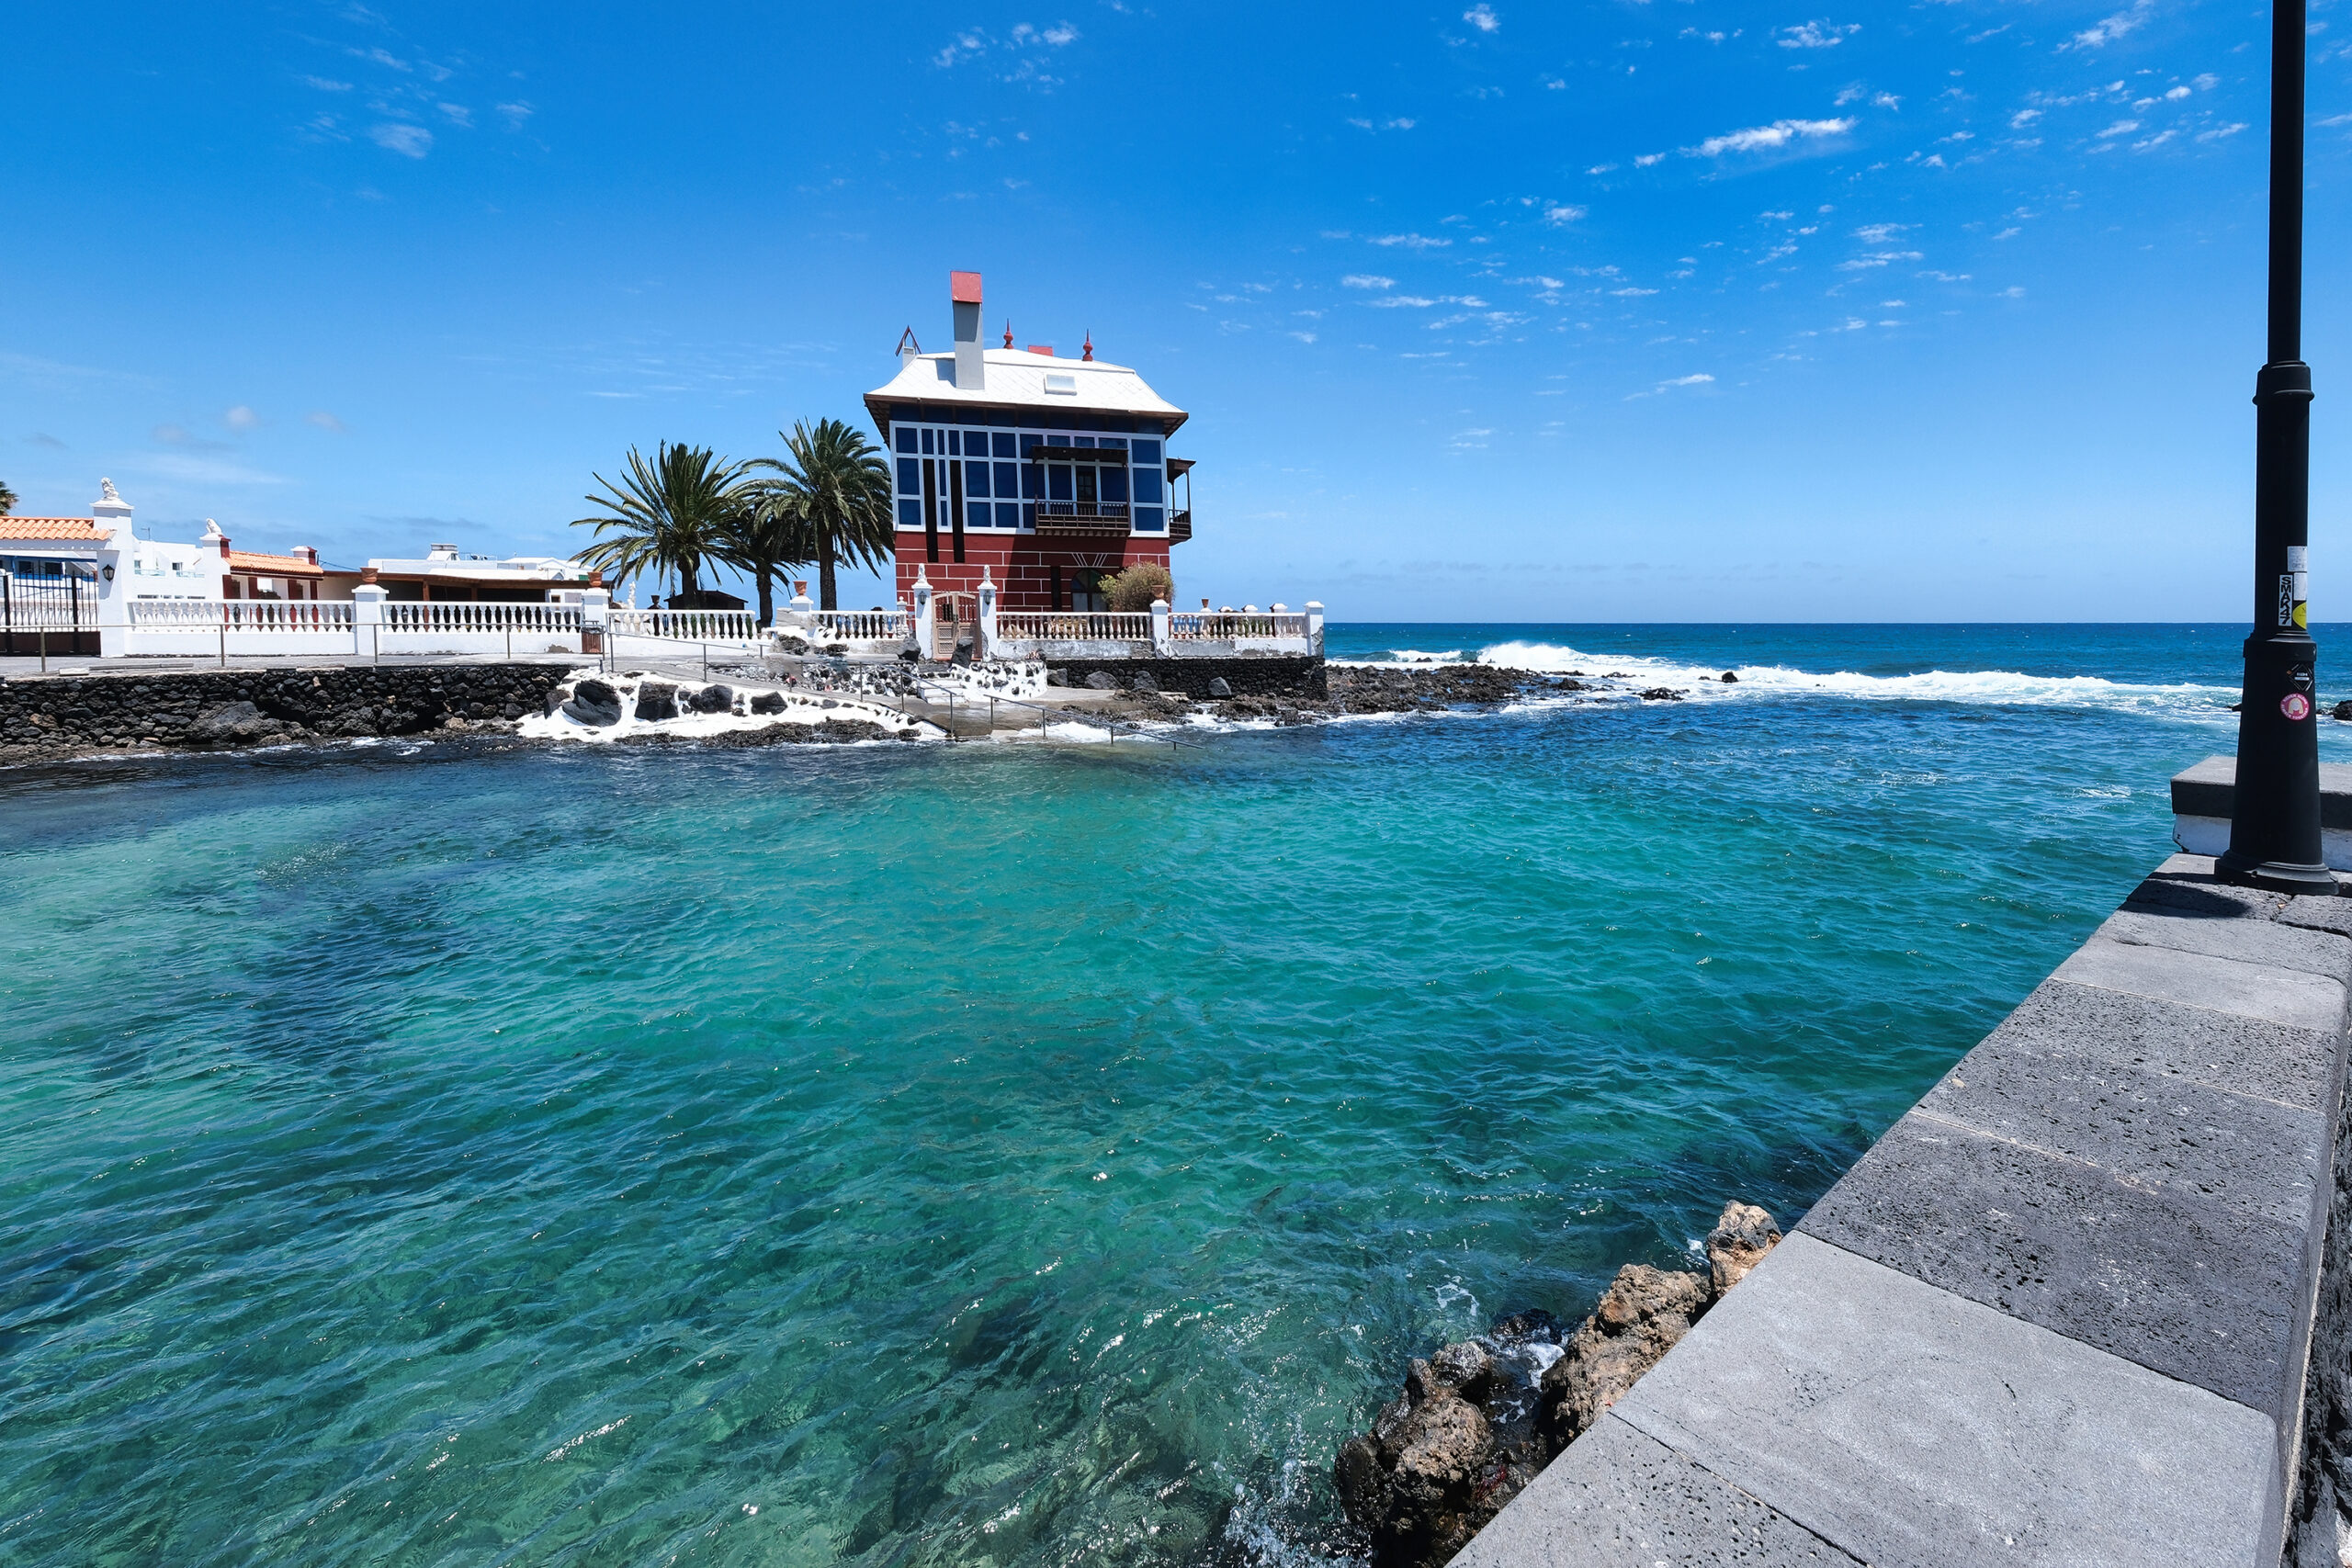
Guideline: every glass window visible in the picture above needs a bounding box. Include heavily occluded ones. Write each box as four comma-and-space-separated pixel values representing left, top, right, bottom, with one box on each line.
946, 430, 961, 456
1101, 468, 1129, 503
993, 461, 1018, 496
1098, 438, 1126, 454
1021, 433, 1044, 456
1134, 507, 1164, 531
967, 460, 990, 499
1021, 503, 1036, 530
1072, 435, 1095, 448
921, 428, 934, 454
898, 457, 921, 494
1133, 468, 1164, 503
995, 502, 1019, 528
897, 427, 918, 454
990, 432, 1014, 457
967, 502, 991, 530
967, 430, 989, 455
1048, 466, 1073, 502
1021, 464, 1043, 499
1132, 439, 1160, 463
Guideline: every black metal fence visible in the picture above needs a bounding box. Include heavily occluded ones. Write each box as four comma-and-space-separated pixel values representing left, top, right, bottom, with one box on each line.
1, 574, 100, 656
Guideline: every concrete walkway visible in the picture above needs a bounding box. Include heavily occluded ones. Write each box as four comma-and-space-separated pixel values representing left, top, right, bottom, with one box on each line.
1459, 853, 2351, 1567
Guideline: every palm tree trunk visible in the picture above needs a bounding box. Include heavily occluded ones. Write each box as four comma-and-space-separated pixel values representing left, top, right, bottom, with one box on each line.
818, 539, 838, 612
680, 563, 701, 601
754, 566, 775, 627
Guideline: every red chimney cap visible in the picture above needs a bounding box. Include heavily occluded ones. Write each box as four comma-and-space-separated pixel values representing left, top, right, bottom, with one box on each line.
1026, 344, 1055, 356
950, 271, 983, 304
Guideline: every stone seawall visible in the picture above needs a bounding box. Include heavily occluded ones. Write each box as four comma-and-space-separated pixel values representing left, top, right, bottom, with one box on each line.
1045, 654, 1325, 698
0, 663, 570, 762
1453, 852, 2352, 1568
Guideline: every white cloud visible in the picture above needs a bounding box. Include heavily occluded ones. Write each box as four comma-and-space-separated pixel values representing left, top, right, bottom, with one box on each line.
1464, 3, 1500, 31
1611, 287, 1658, 297
1778, 20, 1860, 49
2199, 121, 2248, 140
1342, 274, 1396, 288
1369, 233, 1453, 248
496, 102, 533, 128
302, 75, 353, 92
1838, 250, 1923, 269
1634, 152, 1667, 166
1369, 296, 1442, 308
1289, 331, 1318, 344
224, 404, 260, 432
1693, 117, 1856, 156
2011, 108, 2041, 128
1544, 203, 1587, 224
437, 102, 472, 127
307, 411, 348, 434
1852, 221, 1908, 243
1658, 372, 1714, 387
2165, 85, 2191, 99
368, 122, 433, 157
2067, 0, 2154, 50
2095, 118, 2139, 138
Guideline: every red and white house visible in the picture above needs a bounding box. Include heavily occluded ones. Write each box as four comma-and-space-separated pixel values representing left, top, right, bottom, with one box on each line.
863, 272, 1193, 615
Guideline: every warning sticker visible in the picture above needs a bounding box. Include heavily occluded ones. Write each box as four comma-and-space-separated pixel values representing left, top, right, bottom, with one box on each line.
2283, 692, 2312, 721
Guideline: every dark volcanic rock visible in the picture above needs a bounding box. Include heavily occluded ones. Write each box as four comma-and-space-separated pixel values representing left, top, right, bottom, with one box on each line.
1207, 676, 1233, 698
635, 682, 680, 721
688, 683, 734, 714
1085, 670, 1119, 691
748, 692, 786, 715
1721, 671, 1739, 682
1128, 670, 1160, 693
186, 701, 278, 746
563, 678, 624, 727
1636, 687, 1684, 702
1540, 1265, 1711, 1449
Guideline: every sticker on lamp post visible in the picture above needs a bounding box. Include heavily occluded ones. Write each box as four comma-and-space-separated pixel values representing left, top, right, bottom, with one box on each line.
2283, 692, 2312, 720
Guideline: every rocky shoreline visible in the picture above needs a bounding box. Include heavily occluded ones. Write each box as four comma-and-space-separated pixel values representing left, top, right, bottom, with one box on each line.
0, 660, 1721, 765
1334, 1202, 1782, 1568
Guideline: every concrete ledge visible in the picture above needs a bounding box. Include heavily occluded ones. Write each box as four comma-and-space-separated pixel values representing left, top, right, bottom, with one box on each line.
2173, 755, 2352, 869
1460, 851, 2352, 1566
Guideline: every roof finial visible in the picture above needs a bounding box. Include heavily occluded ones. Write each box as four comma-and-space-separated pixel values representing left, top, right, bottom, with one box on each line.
1002, 320, 1013, 348
1081, 331, 1093, 362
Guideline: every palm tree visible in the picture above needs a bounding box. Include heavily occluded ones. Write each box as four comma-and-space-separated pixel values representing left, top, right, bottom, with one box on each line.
749, 420, 893, 612
721, 487, 810, 627
572, 443, 752, 604
0, 479, 16, 516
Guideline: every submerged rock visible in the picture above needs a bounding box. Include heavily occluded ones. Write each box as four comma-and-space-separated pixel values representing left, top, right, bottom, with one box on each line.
1721, 671, 1739, 683
1635, 687, 1685, 702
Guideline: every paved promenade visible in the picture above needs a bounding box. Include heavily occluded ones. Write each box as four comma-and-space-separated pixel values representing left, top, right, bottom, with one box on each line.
1459, 852, 2352, 1567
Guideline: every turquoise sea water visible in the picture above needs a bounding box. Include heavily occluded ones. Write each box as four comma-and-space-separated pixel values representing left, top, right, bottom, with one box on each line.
5, 623, 2347, 1566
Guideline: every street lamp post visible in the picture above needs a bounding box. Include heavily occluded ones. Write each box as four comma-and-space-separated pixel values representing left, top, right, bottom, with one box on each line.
2221, 0, 2335, 894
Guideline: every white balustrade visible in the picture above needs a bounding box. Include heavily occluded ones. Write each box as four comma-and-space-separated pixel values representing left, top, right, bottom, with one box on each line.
382, 602, 583, 634
1170, 612, 1309, 641
993, 611, 1153, 643
808, 609, 910, 642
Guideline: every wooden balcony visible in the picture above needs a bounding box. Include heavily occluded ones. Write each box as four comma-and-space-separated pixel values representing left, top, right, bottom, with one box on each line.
1035, 501, 1131, 536
1169, 509, 1192, 543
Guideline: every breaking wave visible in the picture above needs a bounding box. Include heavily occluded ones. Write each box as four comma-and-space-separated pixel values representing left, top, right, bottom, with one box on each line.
1463, 640, 2238, 720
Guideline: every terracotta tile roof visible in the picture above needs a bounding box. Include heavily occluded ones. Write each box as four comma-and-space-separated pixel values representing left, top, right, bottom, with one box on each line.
0, 517, 101, 540
228, 549, 323, 575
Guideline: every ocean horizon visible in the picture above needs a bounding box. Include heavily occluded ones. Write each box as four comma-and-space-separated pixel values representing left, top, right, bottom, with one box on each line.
2, 620, 2339, 1565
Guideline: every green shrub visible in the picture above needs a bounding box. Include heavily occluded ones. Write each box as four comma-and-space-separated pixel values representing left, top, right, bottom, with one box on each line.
1100, 562, 1174, 612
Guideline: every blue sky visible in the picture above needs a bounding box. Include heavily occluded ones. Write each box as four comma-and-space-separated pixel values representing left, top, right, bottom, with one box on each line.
4, 0, 2347, 619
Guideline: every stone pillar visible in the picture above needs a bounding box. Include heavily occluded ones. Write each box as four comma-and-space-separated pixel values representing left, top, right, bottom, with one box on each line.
94, 528, 130, 658
353, 583, 388, 660
197, 519, 232, 600
1149, 597, 1172, 656
911, 570, 935, 660
786, 581, 816, 641
977, 568, 1000, 660
1305, 601, 1326, 658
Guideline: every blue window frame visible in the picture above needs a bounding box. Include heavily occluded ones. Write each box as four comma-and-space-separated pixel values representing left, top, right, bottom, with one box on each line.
991, 432, 1017, 457
995, 502, 1019, 527
898, 457, 921, 494
993, 461, 1017, 496
899, 499, 922, 529
1134, 506, 1164, 531
1133, 468, 1163, 503
967, 460, 990, 499
967, 502, 991, 530
921, 428, 934, 454
1131, 439, 1160, 463
897, 427, 918, 454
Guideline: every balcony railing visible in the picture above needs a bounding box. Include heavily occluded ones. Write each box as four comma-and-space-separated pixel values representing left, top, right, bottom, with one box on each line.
1169, 509, 1193, 543
1035, 502, 1131, 533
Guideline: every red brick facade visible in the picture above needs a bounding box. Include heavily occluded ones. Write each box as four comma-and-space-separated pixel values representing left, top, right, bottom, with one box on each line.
890, 536, 1172, 611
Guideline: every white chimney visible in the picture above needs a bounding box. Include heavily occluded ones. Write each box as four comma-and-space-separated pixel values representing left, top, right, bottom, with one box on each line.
951, 270, 984, 390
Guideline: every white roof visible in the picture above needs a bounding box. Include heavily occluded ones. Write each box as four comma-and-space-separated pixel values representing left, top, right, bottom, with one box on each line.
865, 349, 1187, 428
364, 551, 584, 579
